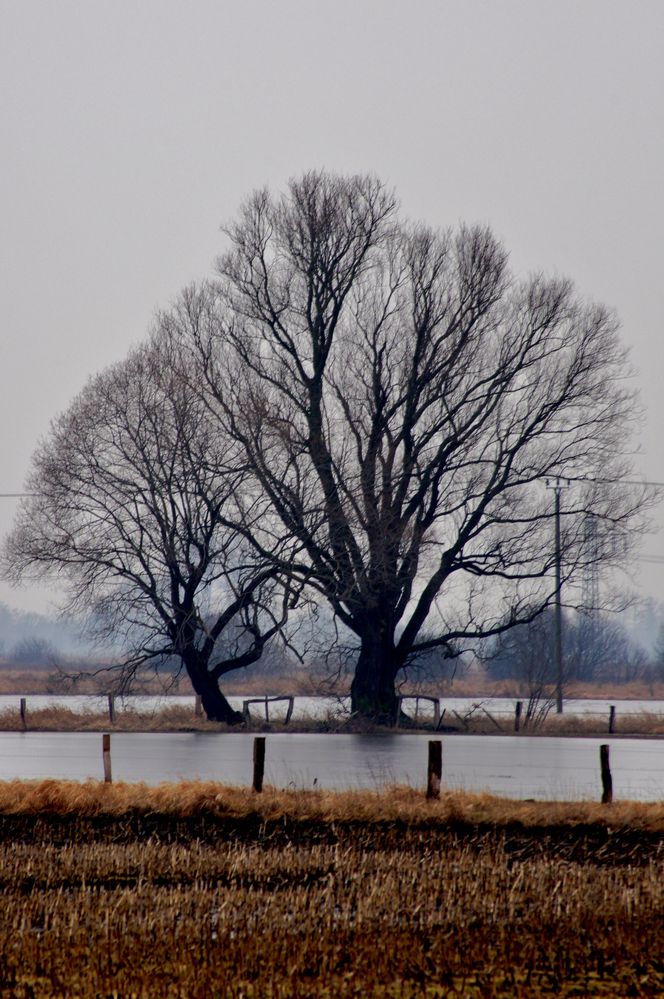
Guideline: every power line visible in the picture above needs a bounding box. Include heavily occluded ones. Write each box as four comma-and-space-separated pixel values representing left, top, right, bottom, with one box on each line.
568, 476, 664, 488
2, 476, 664, 497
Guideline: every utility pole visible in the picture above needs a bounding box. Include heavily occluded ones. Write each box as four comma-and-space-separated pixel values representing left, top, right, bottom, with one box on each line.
546, 477, 570, 714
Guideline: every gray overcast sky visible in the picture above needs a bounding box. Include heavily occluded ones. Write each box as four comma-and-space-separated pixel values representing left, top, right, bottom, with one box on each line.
1, 0, 663, 612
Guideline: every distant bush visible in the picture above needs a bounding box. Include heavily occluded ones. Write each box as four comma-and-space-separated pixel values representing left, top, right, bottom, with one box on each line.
7, 637, 59, 667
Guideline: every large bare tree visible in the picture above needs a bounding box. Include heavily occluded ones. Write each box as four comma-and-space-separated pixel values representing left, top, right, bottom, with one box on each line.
176, 170, 648, 721
3, 333, 294, 723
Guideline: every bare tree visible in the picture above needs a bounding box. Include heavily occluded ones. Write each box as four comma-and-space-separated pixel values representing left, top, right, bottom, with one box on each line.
3, 332, 294, 723
176, 171, 652, 721
483, 610, 647, 726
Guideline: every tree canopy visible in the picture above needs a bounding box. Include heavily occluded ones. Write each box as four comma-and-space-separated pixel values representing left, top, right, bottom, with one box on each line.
4, 334, 293, 722
180, 171, 648, 719
4, 170, 651, 723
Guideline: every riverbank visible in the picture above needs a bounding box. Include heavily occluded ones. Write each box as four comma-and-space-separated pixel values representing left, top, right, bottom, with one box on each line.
2, 701, 664, 737
1, 782, 663, 997
5, 668, 664, 737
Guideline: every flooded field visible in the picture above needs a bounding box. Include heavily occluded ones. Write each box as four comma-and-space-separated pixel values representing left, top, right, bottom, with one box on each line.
0, 730, 662, 800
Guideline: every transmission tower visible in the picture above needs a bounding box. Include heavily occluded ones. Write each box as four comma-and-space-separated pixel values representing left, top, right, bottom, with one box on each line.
583, 513, 600, 615
583, 513, 600, 675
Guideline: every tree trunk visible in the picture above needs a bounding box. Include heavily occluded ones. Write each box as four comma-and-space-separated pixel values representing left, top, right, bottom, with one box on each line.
350, 627, 400, 723
184, 653, 244, 725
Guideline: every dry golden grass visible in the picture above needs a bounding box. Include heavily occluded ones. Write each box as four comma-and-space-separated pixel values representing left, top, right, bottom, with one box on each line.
426, 677, 664, 701
0, 703, 228, 733
0, 666, 334, 697
0, 666, 179, 695
1, 778, 664, 833
0, 782, 664, 996
536, 710, 664, 737
5, 665, 664, 701
442, 708, 664, 737
5, 700, 664, 736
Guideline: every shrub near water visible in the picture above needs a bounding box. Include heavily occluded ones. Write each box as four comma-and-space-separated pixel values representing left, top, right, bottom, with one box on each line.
0, 783, 664, 996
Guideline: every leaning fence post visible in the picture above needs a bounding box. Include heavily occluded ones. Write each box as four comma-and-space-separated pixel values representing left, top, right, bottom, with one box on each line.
102, 733, 112, 784
284, 696, 294, 725
253, 736, 266, 793
19, 698, 27, 731
194, 695, 203, 718
426, 739, 442, 800
514, 700, 523, 732
600, 743, 612, 804
107, 694, 116, 725
608, 705, 616, 734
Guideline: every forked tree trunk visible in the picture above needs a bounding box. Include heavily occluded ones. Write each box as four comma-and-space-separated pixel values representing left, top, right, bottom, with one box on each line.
184, 652, 244, 725
350, 628, 400, 723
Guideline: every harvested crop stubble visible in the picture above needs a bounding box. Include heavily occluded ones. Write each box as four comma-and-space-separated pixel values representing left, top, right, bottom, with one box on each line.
0, 833, 663, 996
0, 783, 663, 995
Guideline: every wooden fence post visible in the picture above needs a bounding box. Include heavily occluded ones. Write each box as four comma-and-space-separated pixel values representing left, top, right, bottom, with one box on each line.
514, 700, 523, 732
608, 705, 616, 734
107, 694, 116, 725
426, 740, 442, 800
19, 698, 27, 731
102, 733, 112, 784
194, 695, 203, 718
242, 696, 294, 726
253, 736, 266, 793
600, 744, 612, 804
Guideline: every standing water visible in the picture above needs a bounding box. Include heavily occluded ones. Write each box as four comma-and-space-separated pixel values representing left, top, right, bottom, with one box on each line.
0, 731, 662, 800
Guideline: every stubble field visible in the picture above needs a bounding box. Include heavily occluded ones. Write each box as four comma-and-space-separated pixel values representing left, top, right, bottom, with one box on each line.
0, 782, 663, 997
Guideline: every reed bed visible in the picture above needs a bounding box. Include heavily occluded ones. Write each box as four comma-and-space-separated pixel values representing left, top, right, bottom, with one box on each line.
0, 782, 663, 996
